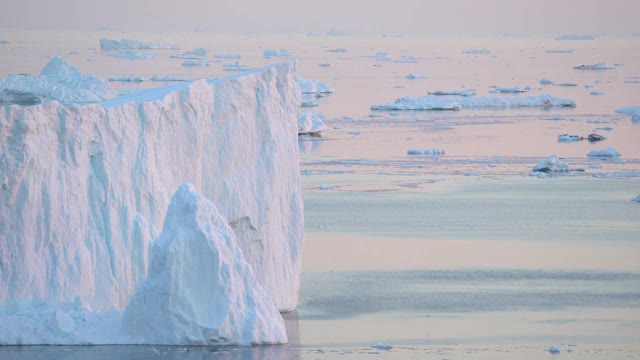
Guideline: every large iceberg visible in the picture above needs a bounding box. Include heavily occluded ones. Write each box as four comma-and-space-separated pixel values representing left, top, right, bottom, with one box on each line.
100, 38, 179, 50
0, 57, 118, 105
370, 95, 575, 111
0, 57, 304, 341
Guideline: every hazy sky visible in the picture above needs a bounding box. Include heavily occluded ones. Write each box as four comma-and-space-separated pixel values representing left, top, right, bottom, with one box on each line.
2, 0, 639, 35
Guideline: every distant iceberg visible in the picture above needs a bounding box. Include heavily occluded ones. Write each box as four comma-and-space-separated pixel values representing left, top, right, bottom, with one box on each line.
214, 53, 241, 59
540, 78, 553, 85
556, 82, 578, 87
555, 34, 596, 41
0, 40, 9, 44
264, 49, 292, 58
532, 155, 570, 172
0, 56, 117, 105
407, 148, 445, 155
326, 48, 348, 53
590, 90, 605, 95
100, 38, 179, 50
108, 76, 144, 83
463, 49, 491, 55
546, 49, 573, 53
371, 95, 575, 111
182, 59, 211, 67
491, 86, 529, 93
405, 73, 427, 80
298, 111, 328, 135
222, 61, 252, 72
428, 89, 475, 97
557, 134, 583, 142
170, 48, 206, 60
573, 62, 613, 70
108, 50, 158, 59
632, 195, 640, 203
150, 75, 195, 82
587, 147, 621, 157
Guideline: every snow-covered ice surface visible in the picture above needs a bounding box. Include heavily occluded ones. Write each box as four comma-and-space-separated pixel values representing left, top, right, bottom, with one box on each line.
371, 95, 575, 110
0, 60, 304, 323
0, 56, 117, 105
100, 38, 179, 50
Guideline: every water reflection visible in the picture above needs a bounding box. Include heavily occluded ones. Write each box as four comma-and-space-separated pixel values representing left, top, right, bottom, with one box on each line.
298, 136, 326, 155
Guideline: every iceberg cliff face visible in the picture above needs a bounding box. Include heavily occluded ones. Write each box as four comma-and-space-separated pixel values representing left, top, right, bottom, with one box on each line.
0, 60, 303, 314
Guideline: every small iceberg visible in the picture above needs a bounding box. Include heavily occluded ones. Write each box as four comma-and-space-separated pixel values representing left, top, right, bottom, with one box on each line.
532, 155, 570, 173
590, 90, 605, 95
0, 40, 9, 44
555, 34, 596, 41
540, 78, 553, 85
463, 49, 490, 55
182, 60, 211, 67
555, 82, 578, 87
615, 106, 640, 123
214, 54, 241, 59
632, 195, 640, 203
558, 134, 583, 142
299, 78, 334, 94
407, 148, 445, 155
371, 343, 393, 350
108, 76, 144, 83
0, 56, 117, 105
491, 86, 528, 93
100, 38, 179, 50
428, 89, 475, 97
547, 345, 561, 354
587, 133, 606, 142
170, 48, 206, 60
108, 51, 158, 60
325, 48, 348, 53
298, 111, 328, 136
587, 147, 621, 157
222, 62, 251, 72
405, 73, 427, 80
371, 95, 575, 111
264, 49, 291, 58
573, 62, 614, 70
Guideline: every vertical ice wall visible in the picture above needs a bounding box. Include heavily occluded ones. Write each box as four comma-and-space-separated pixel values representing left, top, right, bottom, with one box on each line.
0, 61, 303, 312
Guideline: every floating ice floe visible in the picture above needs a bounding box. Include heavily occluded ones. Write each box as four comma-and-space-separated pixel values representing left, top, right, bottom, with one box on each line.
558, 134, 583, 142
123, 184, 287, 345
299, 78, 334, 95
371, 343, 393, 350
0, 61, 304, 344
428, 89, 475, 97
326, 48, 348, 53
100, 38, 179, 50
615, 106, 640, 123
182, 59, 211, 67
370, 95, 575, 111
555, 34, 596, 41
108, 50, 158, 59
547, 345, 561, 354
587, 147, 621, 157
546, 49, 573, 53
264, 49, 292, 58
632, 195, 640, 203
540, 78, 553, 85
587, 133, 606, 142
150, 75, 195, 82
0, 40, 9, 44
395, 55, 419, 63
222, 62, 252, 72
214, 54, 241, 59
491, 86, 529, 93
109, 76, 144, 83
0, 56, 117, 105
407, 148, 445, 155
590, 90, 605, 95
556, 82, 578, 87
463, 49, 491, 54
170, 48, 206, 60
573, 62, 614, 70
405, 73, 427, 80
532, 155, 570, 172
298, 111, 328, 135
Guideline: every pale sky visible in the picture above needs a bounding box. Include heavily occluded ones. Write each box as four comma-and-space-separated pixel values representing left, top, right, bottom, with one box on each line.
2, 0, 639, 35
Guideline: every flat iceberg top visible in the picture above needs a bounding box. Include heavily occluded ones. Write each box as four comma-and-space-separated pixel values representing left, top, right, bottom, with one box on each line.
371, 95, 575, 111
100, 38, 179, 50
0, 56, 118, 105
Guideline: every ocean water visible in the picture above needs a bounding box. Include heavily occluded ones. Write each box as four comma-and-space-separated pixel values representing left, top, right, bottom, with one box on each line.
1, 29, 639, 359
